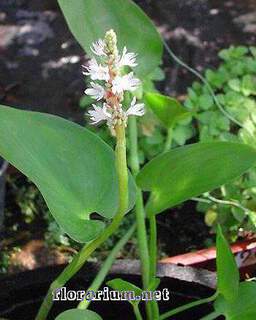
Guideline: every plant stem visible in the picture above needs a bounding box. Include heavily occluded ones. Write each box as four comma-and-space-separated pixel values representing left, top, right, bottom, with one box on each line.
35, 124, 128, 320
159, 292, 218, 320
146, 203, 160, 319
128, 117, 150, 288
128, 116, 153, 319
128, 117, 160, 319
133, 305, 144, 320
199, 311, 220, 320
149, 214, 157, 280
78, 223, 136, 310
164, 127, 173, 152
115, 124, 129, 214
148, 125, 173, 281
146, 126, 175, 318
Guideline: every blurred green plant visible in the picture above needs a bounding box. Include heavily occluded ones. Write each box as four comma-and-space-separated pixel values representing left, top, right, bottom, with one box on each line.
0, 251, 10, 274
183, 45, 256, 240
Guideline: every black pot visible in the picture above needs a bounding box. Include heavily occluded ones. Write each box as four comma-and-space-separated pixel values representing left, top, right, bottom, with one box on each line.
0, 261, 219, 320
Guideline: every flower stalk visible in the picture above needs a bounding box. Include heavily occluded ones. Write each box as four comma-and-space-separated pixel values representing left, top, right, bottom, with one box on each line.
83, 29, 145, 130
35, 30, 140, 320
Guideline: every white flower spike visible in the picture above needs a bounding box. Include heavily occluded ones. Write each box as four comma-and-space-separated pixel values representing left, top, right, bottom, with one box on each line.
126, 97, 145, 117
82, 58, 109, 81
87, 104, 111, 125
83, 29, 144, 130
112, 72, 141, 94
84, 82, 105, 101
90, 39, 106, 56
116, 47, 138, 68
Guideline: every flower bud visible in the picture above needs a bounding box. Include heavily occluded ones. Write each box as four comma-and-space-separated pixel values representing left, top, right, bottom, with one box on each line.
104, 29, 118, 57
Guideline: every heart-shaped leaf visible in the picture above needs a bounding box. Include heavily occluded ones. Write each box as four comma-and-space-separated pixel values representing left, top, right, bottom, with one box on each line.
214, 282, 256, 320
107, 278, 142, 306
137, 142, 256, 215
0, 105, 136, 242
216, 225, 239, 301
144, 92, 190, 129
56, 309, 102, 320
57, 0, 163, 78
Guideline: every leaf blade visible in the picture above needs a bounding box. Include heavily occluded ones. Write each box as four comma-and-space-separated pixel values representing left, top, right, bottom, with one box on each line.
107, 278, 142, 307
0, 105, 136, 242
137, 142, 256, 214
144, 92, 190, 129
56, 309, 102, 320
216, 225, 239, 301
57, 0, 163, 77
214, 282, 256, 319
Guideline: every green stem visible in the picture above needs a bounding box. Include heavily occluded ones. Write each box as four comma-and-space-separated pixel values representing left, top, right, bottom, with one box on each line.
147, 205, 160, 319
78, 223, 136, 310
35, 124, 128, 320
149, 214, 157, 280
160, 292, 218, 320
128, 117, 150, 288
164, 127, 173, 152
148, 125, 173, 282
146, 126, 174, 318
133, 305, 144, 320
128, 116, 152, 319
199, 311, 220, 320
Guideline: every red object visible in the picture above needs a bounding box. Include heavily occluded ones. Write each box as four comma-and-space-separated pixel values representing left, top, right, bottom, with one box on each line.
160, 240, 256, 279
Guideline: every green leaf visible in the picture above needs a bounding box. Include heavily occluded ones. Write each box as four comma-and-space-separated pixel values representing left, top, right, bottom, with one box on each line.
241, 75, 256, 96
148, 67, 165, 81
216, 225, 239, 301
57, 0, 163, 78
228, 79, 241, 93
198, 94, 214, 110
148, 277, 161, 291
0, 105, 136, 242
137, 142, 256, 215
56, 309, 102, 320
144, 92, 190, 129
250, 46, 256, 58
214, 282, 256, 320
107, 278, 142, 306
172, 125, 194, 146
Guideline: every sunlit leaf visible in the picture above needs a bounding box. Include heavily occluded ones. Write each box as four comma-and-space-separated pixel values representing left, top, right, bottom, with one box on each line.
137, 142, 256, 215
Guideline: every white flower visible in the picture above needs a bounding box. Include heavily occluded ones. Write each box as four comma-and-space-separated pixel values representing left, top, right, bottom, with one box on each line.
90, 39, 106, 56
87, 104, 111, 125
126, 97, 145, 117
112, 72, 141, 94
84, 82, 105, 101
83, 58, 109, 81
116, 47, 137, 68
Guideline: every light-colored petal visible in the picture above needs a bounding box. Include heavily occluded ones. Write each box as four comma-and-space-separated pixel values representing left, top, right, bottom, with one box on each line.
82, 58, 109, 81
90, 39, 106, 56
84, 82, 105, 101
112, 72, 141, 94
87, 104, 111, 125
126, 97, 145, 117
116, 47, 137, 68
